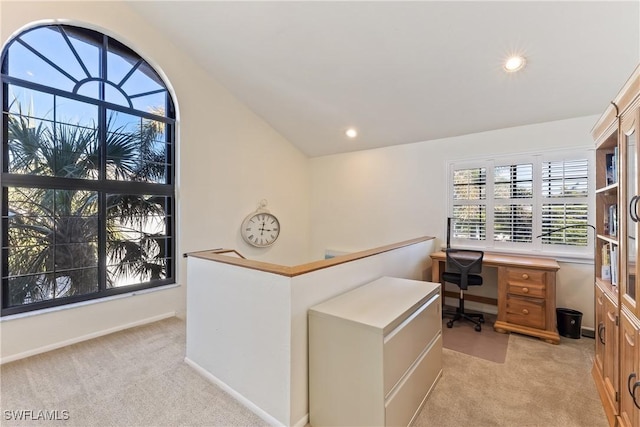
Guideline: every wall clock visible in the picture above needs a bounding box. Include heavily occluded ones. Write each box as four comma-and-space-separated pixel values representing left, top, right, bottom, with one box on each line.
241, 201, 280, 247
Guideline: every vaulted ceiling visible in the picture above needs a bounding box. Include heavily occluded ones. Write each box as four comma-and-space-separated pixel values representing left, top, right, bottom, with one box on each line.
127, 1, 640, 157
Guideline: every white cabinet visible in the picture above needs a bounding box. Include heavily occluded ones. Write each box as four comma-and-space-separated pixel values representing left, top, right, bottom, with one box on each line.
308, 277, 442, 427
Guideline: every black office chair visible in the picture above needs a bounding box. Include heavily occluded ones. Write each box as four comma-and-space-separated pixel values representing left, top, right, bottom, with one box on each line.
443, 248, 485, 332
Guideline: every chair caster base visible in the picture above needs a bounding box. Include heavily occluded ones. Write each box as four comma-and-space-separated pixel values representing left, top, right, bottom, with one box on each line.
443, 308, 484, 332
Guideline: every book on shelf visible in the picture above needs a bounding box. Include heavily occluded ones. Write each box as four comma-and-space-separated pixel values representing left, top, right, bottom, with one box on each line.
608, 204, 618, 237
611, 245, 618, 286
601, 243, 611, 280
601, 243, 610, 265
600, 242, 619, 285
605, 149, 618, 186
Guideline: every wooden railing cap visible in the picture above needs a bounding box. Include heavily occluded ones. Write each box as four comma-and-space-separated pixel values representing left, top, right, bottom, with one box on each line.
186, 236, 435, 277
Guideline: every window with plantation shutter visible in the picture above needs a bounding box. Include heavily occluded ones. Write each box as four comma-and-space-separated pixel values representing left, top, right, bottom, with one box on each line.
493, 163, 533, 243
452, 168, 486, 241
541, 159, 589, 246
449, 150, 593, 257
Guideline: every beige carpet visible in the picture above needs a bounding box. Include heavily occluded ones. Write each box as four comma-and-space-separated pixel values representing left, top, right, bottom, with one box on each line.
0, 318, 267, 427
441, 312, 509, 363
0, 316, 608, 427
419, 332, 608, 427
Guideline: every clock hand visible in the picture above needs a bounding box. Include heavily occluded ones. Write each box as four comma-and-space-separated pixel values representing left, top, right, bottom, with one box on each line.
259, 225, 273, 234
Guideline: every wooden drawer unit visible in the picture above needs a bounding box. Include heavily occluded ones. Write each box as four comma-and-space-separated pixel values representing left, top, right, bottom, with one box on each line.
505, 295, 546, 329
495, 264, 560, 344
506, 268, 546, 298
504, 266, 546, 331
309, 277, 442, 427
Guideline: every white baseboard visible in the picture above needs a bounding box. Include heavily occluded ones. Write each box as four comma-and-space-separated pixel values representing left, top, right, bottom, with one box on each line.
184, 357, 289, 427
1, 312, 176, 364
292, 414, 309, 427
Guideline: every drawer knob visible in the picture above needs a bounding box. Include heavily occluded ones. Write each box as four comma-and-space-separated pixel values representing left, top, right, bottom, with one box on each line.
522, 309, 529, 315
522, 287, 529, 293
522, 274, 529, 280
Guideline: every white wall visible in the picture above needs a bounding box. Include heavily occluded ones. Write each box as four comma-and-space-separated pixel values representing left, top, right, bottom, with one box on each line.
309, 116, 599, 329
1, 1, 310, 362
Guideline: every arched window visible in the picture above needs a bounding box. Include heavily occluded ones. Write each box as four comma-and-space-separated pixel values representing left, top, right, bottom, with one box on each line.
1, 25, 176, 315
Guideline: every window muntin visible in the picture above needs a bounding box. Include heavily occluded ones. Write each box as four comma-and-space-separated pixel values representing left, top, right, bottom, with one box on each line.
6, 186, 100, 307
106, 193, 173, 288
5, 25, 173, 112
2, 24, 176, 316
449, 152, 592, 256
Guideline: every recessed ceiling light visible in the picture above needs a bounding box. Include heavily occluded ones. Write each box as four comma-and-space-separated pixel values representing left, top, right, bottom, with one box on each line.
345, 128, 358, 138
504, 55, 526, 73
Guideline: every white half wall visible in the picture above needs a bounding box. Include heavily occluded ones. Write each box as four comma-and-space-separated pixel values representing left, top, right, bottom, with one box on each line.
1, 1, 310, 361
185, 238, 434, 426
186, 257, 292, 426
309, 116, 599, 328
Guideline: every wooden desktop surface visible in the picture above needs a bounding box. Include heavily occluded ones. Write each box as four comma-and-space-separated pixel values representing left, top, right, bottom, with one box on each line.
430, 251, 560, 278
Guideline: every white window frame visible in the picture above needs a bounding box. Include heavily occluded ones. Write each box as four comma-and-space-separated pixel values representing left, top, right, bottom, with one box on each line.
447, 148, 595, 260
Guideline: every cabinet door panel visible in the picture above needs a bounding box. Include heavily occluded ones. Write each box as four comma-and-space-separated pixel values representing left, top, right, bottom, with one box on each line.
624, 111, 639, 317
619, 311, 639, 427
603, 296, 619, 404
595, 285, 605, 374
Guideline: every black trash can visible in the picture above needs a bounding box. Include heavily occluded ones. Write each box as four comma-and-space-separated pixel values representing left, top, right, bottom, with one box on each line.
556, 308, 583, 339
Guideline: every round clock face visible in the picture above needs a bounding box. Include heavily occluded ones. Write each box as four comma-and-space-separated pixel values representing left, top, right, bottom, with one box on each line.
241, 212, 280, 247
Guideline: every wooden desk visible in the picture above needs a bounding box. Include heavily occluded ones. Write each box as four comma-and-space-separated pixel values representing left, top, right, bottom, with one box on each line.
431, 251, 561, 344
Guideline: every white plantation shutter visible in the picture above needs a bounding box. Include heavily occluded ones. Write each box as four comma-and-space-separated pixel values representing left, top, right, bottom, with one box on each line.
541, 159, 589, 246
452, 168, 486, 241
449, 151, 592, 256
493, 164, 533, 242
